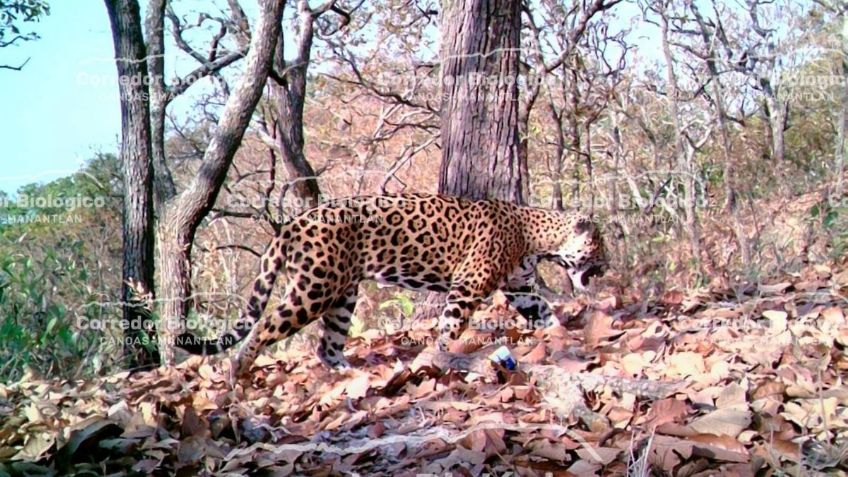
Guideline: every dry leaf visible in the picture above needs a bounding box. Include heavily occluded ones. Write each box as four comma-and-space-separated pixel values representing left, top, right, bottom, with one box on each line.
661, 290, 685, 306
715, 383, 748, 409
665, 352, 706, 378
689, 434, 749, 462
688, 408, 752, 437
762, 310, 788, 331
520, 343, 547, 364
584, 311, 622, 349
527, 439, 570, 461
346, 374, 372, 400
644, 398, 689, 429
821, 306, 845, 324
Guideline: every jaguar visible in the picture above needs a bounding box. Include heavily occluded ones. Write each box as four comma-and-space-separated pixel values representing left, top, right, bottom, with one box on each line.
177, 193, 606, 373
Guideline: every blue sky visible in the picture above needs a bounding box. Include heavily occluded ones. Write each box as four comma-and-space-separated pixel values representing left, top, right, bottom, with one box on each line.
0, 0, 310, 196
0, 1, 121, 195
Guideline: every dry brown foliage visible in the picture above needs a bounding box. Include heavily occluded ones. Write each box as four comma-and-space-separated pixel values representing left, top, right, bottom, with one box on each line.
2, 261, 846, 475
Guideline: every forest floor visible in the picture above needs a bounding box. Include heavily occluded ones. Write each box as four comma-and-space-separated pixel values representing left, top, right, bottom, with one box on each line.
1, 261, 847, 476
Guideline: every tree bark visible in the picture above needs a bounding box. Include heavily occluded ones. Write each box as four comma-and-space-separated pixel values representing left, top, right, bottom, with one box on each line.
836, 5, 847, 200
566, 66, 582, 208
690, 2, 750, 267
438, 0, 525, 204
584, 122, 596, 214
157, 0, 286, 365
765, 94, 787, 163
144, 0, 177, 211
104, 0, 159, 368
548, 102, 565, 210
412, 0, 524, 322
269, 0, 322, 213
659, 7, 703, 274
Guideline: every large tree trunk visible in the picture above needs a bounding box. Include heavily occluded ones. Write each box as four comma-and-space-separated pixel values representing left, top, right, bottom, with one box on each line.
438, 0, 525, 204
413, 0, 524, 322
104, 0, 159, 368
157, 0, 285, 365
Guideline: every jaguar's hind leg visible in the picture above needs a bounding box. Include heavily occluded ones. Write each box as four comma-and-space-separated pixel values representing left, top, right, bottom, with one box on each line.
234, 282, 324, 374
317, 285, 359, 370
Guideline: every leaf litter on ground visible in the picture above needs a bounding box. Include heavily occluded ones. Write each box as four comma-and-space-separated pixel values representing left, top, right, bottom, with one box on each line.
0, 265, 847, 476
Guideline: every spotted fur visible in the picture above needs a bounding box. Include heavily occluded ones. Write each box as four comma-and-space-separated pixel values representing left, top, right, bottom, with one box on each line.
177, 193, 606, 373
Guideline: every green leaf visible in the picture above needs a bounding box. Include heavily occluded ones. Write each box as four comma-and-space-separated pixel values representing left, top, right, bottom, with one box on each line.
379, 294, 415, 317
45, 316, 57, 336
824, 210, 838, 228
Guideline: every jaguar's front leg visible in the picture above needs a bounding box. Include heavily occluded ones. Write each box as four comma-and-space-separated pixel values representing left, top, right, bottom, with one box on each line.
502, 286, 556, 329
502, 256, 556, 329
436, 288, 483, 351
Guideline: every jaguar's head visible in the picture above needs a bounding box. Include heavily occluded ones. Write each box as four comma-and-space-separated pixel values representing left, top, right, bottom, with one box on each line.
548, 215, 608, 292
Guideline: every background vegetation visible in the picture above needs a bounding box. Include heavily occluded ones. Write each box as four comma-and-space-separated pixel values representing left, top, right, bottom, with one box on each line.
0, 0, 845, 381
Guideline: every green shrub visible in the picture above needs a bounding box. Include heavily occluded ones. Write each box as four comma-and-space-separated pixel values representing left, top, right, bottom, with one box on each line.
0, 249, 118, 383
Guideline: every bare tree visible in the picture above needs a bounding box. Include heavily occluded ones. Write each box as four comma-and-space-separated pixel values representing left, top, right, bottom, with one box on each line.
320, 0, 440, 194
104, 0, 158, 368
146, 1, 253, 210
524, 2, 626, 210
264, 1, 352, 211
688, 0, 751, 266
813, 0, 848, 199
104, 0, 289, 367
158, 0, 285, 365
646, 0, 710, 273
144, 0, 175, 208
712, 0, 794, 164
520, 0, 623, 208
744, 0, 789, 163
